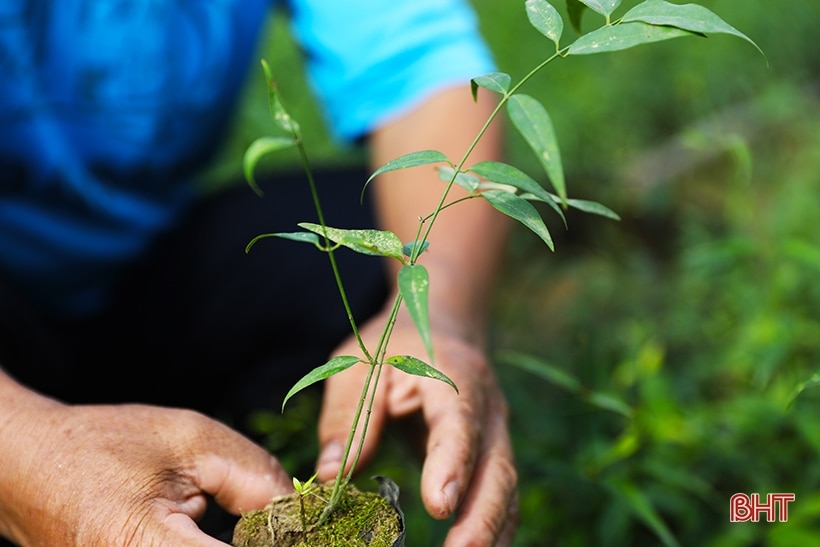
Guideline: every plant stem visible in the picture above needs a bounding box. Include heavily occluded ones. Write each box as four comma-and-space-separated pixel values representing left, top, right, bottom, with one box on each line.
294, 140, 373, 364
299, 494, 307, 533
414, 51, 563, 261
320, 292, 404, 523
313, 46, 566, 525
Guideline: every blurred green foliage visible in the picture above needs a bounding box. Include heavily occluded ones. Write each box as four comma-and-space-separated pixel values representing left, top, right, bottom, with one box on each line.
224, 1, 820, 545
486, 2, 820, 545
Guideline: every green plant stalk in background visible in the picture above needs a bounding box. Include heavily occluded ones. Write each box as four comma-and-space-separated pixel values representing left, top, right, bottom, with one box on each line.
244, 0, 762, 529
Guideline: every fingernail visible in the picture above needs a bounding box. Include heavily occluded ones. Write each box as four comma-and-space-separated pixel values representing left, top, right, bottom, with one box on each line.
442, 481, 460, 514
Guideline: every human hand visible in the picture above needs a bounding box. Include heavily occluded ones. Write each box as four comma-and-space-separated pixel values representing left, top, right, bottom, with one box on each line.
0, 396, 292, 546
316, 314, 519, 546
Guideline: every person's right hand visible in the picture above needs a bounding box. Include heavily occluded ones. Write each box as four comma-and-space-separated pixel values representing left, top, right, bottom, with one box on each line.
0, 386, 292, 546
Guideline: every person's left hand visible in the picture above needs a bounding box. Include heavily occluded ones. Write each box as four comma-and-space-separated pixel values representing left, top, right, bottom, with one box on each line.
316, 309, 519, 546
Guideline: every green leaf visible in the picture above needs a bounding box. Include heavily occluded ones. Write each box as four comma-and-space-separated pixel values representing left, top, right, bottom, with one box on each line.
579, 0, 621, 17
566, 0, 587, 33
526, 0, 563, 48
385, 355, 458, 394
298, 223, 406, 260
567, 21, 695, 55
481, 189, 554, 251
282, 355, 361, 411
497, 350, 581, 393
520, 192, 621, 221
786, 372, 820, 411
470, 160, 566, 227
593, 426, 640, 469
293, 471, 319, 494
470, 159, 565, 213
622, 0, 766, 60
243, 136, 296, 196
403, 240, 430, 258
506, 94, 566, 203
471, 72, 512, 100
260, 60, 301, 136
398, 265, 433, 362
362, 150, 452, 201
586, 392, 633, 418
436, 165, 481, 192
565, 197, 621, 220
366, 150, 451, 185
245, 231, 321, 254
606, 479, 681, 547
498, 351, 633, 418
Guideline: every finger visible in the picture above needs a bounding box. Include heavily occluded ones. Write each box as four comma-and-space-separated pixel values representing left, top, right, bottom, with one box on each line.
316, 364, 389, 482
193, 421, 292, 515
442, 405, 518, 547
419, 382, 484, 519
162, 511, 233, 546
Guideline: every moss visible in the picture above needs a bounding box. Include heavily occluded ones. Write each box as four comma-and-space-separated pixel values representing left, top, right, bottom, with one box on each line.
233, 483, 402, 547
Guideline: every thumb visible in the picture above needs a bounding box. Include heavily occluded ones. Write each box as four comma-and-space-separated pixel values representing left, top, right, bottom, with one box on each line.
195, 427, 293, 515
316, 365, 388, 482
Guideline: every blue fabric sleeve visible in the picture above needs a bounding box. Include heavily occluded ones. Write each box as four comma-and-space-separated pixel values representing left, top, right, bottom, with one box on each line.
286, 0, 497, 141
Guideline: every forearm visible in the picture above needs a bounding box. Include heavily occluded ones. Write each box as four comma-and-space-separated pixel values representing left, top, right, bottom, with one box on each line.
0, 367, 60, 544
369, 86, 509, 346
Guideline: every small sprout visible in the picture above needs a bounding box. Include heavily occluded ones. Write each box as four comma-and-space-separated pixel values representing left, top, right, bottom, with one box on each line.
293, 471, 319, 495
294, 471, 320, 532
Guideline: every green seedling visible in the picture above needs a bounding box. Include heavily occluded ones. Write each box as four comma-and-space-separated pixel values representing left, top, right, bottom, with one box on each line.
244, 0, 763, 530
292, 472, 322, 532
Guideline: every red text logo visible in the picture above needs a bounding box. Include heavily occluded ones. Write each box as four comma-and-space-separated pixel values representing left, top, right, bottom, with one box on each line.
730, 493, 795, 522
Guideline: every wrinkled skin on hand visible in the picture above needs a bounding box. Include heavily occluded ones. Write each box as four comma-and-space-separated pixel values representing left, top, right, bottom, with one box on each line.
0, 400, 292, 546
316, 313, 519, 547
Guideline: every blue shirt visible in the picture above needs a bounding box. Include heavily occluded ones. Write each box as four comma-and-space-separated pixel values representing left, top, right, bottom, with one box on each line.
0, 0, 494, 318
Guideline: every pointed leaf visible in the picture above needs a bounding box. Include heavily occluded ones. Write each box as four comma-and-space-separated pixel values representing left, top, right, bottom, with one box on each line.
622, 0, 765, 60
579, 0, 621, 17
565, 197, 621, 220
507, 94, 566, 203
243, 136, 296, 196
362, 150, 452, 201
245, 231, 321, 254
469, 161, 552, 205
386, 355, 458, 394
282, 355, 361, 411
568, 21, 695, 55
298, 223, 405, 260
526, 0, 563, 48
471, 72, 512, 100
586, 392, 633, 418
787, 372, 820, 411
498, 350, 581, 393
260, 60, 301, 136
520, 192, 621, 221
366, 150, 451, 184
470, 160, 566, 226
272, 232, 324, 245
566, 0, 587, 33
398, 265, 433, 362
437, 165, 481, 192
481, 189, 554, 251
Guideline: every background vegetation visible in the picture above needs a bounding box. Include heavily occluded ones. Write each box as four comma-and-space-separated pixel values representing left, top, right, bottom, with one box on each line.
203, 1, 820, 545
